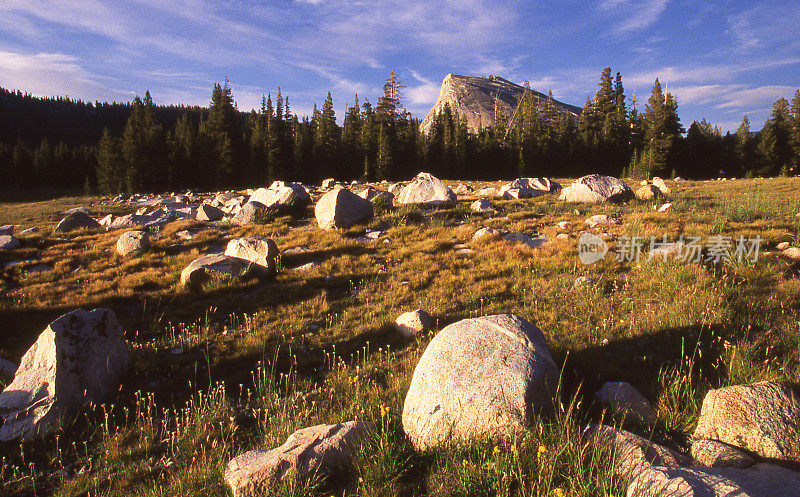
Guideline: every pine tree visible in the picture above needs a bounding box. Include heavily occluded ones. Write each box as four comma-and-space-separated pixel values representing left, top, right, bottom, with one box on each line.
96, 128, 124, 193
342, 95, 363, 180
790, 90, 800, 170
642, 79, 683, 178
200, 80, 244, 186
759, 97, 793, 176
313, 92, 339, 176
735, 115, 759, 176
119, 92, 166, 192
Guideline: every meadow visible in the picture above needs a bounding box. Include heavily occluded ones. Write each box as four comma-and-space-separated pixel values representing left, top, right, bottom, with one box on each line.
1, 176, 799, 496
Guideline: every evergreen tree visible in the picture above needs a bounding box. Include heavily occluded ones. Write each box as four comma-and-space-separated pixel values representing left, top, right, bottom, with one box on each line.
735, 115, 759, 176
200, 80, 244, 186
313, 92, 339, 177
790, 90, 800, 169
642, 79, 683, 178
96, 129, 124, 193
759, 97, 793, 176
119, 92, 167, 192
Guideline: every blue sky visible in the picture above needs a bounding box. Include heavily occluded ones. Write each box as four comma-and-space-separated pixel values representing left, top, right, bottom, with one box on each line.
0, 0, 798, 132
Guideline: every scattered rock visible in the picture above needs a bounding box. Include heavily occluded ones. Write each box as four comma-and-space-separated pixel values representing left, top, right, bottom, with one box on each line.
396, 172, 456, 206
232, 201, 267, 226
558, 174, 634, 203
250, 181, 311, 213
0, 225, 13, 236
0, 308, 128, 441
594, 382, 656, 425
691, 439, 756, 468
693, 381, 800, 463
454, 183, 473, 194
627, 463, 800, 497
573, 275, 596, 287
321, 178, 336, 189
652, 177, 671, 195
472, 227, 501, 242
555, 233, 570, 241
585, 214, 620, 228
674, 176, 684, 181
776, 241, 790, 251
470, 198, 496, 213
782, 247, 800, 262
116, 230, 150, 257
0, 235, 20, 250
584, 424, 690, 478
224, 421, 373, 497
556, 221, 569, 230
636, 184, 662, 200
314, 188, 373, 229
19, 227, 38, 235
292, 261, 320, 271
388, 182, 405, 195
657, 203, 672, 213
499, 177, 558, 199
53, 211, 101, 233
402, 314, 558, 450
504, 233, 546, 248
180, 254, 248, 289
394, 309, 433, 338
196, 204, 224, 222
478, 186, 499, 197
224, 237, 279, 277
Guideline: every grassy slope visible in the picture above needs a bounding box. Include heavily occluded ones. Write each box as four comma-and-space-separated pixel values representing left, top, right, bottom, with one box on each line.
0, 177, 799, 496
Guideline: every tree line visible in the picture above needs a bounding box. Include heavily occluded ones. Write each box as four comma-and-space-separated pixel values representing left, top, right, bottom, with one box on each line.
1, 69, 799, 194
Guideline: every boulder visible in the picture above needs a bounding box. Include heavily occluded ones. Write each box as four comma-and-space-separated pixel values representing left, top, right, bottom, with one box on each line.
594, 382, 656, 425
652, 177, 671, 195
584, 424, 690, 478
782, 247, 800, 262
224, 237, 279, 277
314, 188, 373, 229
53, 211, 101, 233
657, 203, 672, 213
470, 198, 496, 213
402, 314, 558, 450
232, 201, 267, 226
225, 421, 372, 497
321, 178, 336, 189
0, 235, 20, 250
395, 172, 456, 206
250, 181, 311, 213
558, 174, 634, 203
0, 225, 13, 236
180, 254, 248, 289
776, 241, 791, 251
478, 187, 499, 197
0, 309, 128, 441
472, 227, 501, 242
585, 214, 620, 228
196, 204, 224, 222
388, 182, 405, 195
394, 309, 433, 338
693, 381, 800, 463
499, 177, 559, 199
116, 230, 150, 257
627, 463, 800, 497
109, 214, 157, 229
454, 183, 474, 195
636, 184, 662, 200
674, 176, 684, 181
691, 439, 756, 468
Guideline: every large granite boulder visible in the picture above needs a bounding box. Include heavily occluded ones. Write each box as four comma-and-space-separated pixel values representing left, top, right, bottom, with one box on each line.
558, 174, 634, 203
499, 177, 559, 199
402, 314, 558, 450
0, 225, 13, 236
224, 237, 279, 277
394, 309, 433, 338
314, 188, 373, 229
225, 421, 372, 497
693, 381, 800, 463
250, 181, 311, 213
652, 177, 671, 195
232, 201, 267, 226
691, 439, 756, 469
584, 424, 690, 478
0, 308, 128, 441
196, 204, 224, 222
180, 254, 248, 289
395, 172, 456, 206
53, 211, 101, 233
116, 230, 150, 257
627, 463, 800, 497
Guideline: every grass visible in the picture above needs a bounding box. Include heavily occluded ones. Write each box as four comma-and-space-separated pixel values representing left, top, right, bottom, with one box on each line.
1, 176, 800, 495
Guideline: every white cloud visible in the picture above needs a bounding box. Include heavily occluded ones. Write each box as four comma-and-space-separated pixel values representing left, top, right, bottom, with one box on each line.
600, 0, 671, 35
0, 50, 127, 101
405, 70, 441, 110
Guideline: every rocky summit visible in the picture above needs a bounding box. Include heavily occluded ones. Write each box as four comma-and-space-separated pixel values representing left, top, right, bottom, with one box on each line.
420, 74, 582, 134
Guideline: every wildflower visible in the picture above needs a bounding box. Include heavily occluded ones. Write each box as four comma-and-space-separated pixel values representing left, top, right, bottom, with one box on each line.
553, 488, 566, 497
462, 459, 469, 467
493, 445, 501, 455
538, 445, 547, 457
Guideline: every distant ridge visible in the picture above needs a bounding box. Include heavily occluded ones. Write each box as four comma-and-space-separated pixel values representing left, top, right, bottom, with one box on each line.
419, 74, 582, 134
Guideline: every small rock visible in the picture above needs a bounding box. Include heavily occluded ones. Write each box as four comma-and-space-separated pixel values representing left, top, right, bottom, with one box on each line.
180, 254, 248, 289
504, 233, 546, 248
196, 204, 224, 222
232, 201, 267, 226
395, 309, 433, 338
224, 237, 279, 277
53, 211, 101, 233
116, 230, 150, 257
657, 203, 672, 213
776, 241, 790, 251
0, 235, 20, 250
585, 214, 620, 228
472, 227, 501, 242
782, 247, 800, 262
584, 424, 690, 478
470, 198, 496, 213
0, 225, 13, 236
